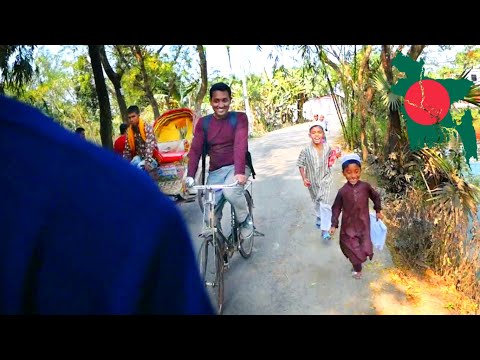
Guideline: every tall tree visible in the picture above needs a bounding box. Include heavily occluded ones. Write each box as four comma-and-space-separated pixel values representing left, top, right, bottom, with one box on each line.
130, 45, 160, 119
88, 45, 113, 149
20, 49, 88, 129
72, 54, 99, 121
357, 45, 373, 161
100, 45, 128, 124
314, 45, 352, 147
195, 45, 208, 116
166, 45, 183, 109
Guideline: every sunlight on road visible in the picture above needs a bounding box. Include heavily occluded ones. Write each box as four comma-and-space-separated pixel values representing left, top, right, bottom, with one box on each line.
369, 268, 478, 315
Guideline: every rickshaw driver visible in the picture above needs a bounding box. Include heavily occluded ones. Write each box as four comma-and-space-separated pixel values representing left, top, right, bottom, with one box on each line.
123, 105, 161, 172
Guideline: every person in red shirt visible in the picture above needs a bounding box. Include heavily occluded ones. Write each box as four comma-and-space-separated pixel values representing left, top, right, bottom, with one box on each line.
114, 123, 128, 156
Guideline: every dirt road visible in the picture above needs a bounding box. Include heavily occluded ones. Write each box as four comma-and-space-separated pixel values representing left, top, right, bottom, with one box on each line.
178, 117, 394, 314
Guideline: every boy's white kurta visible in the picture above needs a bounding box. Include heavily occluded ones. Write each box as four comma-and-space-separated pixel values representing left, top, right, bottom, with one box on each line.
297, 142, 333, 228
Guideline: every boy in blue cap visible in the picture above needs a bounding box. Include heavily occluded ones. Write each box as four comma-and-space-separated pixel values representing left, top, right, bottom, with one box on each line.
329, 154, 383, 279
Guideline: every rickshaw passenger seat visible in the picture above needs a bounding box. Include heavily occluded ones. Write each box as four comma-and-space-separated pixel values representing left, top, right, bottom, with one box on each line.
158, 122, 181, 142
158, 151, 185, 163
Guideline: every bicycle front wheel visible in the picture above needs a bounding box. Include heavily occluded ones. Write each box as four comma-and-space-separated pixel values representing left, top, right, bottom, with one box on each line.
198, 235, 225, 314
239, 190, 255, 259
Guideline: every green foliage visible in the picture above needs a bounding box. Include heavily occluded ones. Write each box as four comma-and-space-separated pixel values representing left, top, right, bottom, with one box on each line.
0, 45, 36, 95
72, 53, 99, 120
12, 47, 102, 143
117, 45, 186, 114
379, 133, 480, 303
455, 46, 480, 70
246, 68, 306, 130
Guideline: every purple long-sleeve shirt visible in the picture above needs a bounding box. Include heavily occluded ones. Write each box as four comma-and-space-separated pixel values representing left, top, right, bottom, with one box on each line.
187, 112, 249, 177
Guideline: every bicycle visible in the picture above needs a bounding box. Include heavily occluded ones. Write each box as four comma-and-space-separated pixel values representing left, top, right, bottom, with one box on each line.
192, 180, 257, 314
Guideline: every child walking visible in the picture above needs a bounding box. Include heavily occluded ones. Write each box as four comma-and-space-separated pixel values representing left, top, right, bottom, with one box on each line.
297, 124, 339, 240
329, 154, 383, 279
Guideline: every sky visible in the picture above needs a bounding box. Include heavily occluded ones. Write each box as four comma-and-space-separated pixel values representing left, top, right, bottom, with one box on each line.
43, 45, 469, 78
202, 45, 466, 77
43, 45, 301, 77
203, 45, 300, 77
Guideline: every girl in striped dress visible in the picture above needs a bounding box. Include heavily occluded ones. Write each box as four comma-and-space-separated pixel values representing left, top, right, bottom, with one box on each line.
297, 124, 336, 240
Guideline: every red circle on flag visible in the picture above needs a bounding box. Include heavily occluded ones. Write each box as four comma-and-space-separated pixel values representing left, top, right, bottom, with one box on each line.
404, 79, 450, 126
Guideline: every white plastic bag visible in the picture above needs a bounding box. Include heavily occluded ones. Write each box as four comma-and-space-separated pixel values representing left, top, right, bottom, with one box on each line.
370, 212, 387, 250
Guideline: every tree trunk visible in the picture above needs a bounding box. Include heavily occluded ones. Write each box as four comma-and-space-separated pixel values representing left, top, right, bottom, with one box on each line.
358, 46, 373, 162
88, 45, 113, 149
382, 45, 404, 156
166, 46, 182, 109
408, 45, 427, 61
316, 45, 349, 144
382, 45, 426, 156
242, 71, 253, 135
100, 45, 128, 124
298, 92, 307, 123
360, 87, 375, 161
132, 45, 160, 119
372, 117, 379, 155
195, 45, 208, 116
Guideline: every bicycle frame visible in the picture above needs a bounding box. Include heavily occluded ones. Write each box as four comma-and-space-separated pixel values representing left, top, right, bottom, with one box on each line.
192, 180, 253, 314
194, 181, 251, 240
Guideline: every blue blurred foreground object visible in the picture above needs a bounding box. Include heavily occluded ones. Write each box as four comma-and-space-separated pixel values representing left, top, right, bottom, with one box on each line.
0, 95, 214, 315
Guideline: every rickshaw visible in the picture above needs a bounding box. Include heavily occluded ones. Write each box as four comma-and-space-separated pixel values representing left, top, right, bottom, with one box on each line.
152, 108, 198, 202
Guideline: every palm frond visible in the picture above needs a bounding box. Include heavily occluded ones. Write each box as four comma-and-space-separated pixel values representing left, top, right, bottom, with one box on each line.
372, 71, 389, 92
464, 82, 480, 108
387, 92, 402, 111
430, 180, 480, 218
456, 67, 480, 107
372, 71, 402, 111
417, 144, 480, 218
458, 67, 472, 80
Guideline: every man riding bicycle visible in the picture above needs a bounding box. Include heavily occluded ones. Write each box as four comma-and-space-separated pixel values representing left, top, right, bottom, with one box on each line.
185, 82, 253, 240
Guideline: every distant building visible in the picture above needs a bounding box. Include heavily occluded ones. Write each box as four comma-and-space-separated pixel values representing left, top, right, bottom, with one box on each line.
468, 68, 480, 84
451, 67, 480, 110
303, 94, 346, 121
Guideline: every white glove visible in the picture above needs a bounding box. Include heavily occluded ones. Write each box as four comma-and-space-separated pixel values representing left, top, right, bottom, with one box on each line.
185, 177, 195, 188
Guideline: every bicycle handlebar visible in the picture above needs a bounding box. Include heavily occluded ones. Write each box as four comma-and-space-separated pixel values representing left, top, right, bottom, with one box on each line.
192, 181, 241, 190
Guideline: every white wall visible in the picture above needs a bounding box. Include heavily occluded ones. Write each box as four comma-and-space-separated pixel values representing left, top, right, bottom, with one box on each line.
469, 68, 480, 84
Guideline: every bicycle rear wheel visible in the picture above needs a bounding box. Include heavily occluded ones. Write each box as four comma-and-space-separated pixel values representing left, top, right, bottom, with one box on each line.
198, 235, 225, 314
239, 190, 255, 259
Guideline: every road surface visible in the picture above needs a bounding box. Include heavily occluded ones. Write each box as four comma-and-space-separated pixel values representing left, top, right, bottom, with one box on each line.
178, 116, 393, 314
